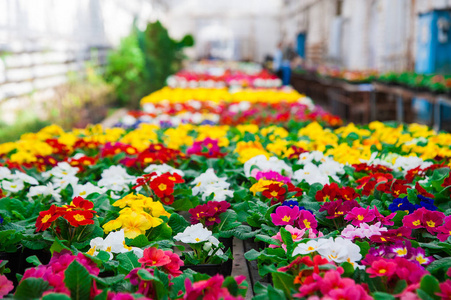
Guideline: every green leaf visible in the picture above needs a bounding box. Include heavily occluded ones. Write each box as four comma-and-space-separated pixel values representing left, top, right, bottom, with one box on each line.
267, 285, 287, 300
96, 250, 111, 262
129, 234, 150, 247
272, 272, 295, 298
64, 260, 92, 300
25, 255, 42, 266
280, 227, 294, 257
355, 240, 370, 258
340, 261, 355, 277
137, 268, 154, 280
14, 278, 50, 299
116, 251, 140, 274
42, 294, 72, 300
373, 292, 396, 300
255, 234, 281, 246
168, 213, 190, 235
427, 257, 451, 274
244, 249, 261, 260
419, 275, 440, 300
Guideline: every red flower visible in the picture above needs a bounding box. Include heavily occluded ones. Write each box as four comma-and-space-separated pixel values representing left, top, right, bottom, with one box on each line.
161, 195, 175, 205
161, 172, 184, 184
138, 247, 171, 267
315, 183, 340, 202
35, 205, 63, 232
150, 176, 174, 198
366, 259, 397, 278
64, 210, 95, 227
415, 182, 435, 199
262, 184, 286, 202
71, 196, 96, 212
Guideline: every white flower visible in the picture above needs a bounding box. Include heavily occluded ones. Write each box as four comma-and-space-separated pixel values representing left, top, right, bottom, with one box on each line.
191, 168, 228, 195
174, 223, 213, 244
202, 186, 234, 201
316, 237, 362, 265
143, 164, 185, 177
393, 156, 433, 173
296, 151, 324, 165
292, 163, 330, 185
2, 179, 24, 193
0, 167, 12, 180
87, 230, 143, 259
12, 171, 39, 185
72, 183, 106, 198
51, 175, 79, 190
243, 155, 292, 178
42, 162, 79, 179
292, 239, 328, 256
28, 183, 62, 202
98, 166, 136, 192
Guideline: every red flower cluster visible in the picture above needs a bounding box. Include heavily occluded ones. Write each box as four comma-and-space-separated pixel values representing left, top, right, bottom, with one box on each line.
406, 163, 446, 182
356, 173, 394, 196
100, 142, 138, 157
137, 247, 184, 277
46, 138, 72, 156
315, 183, 359, 202
67, 155, 97, 172
262, 183, 303, 205
121, 144, 185, 169
35, 196, 97, 232
353, 163, 392, 174
376, 179, 410, 197
189, 201, 231, 226
133, 172, 184, 205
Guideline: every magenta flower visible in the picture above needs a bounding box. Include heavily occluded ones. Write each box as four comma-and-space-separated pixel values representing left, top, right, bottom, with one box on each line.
373, 205, 395, 226
366, 259, 397, 278
254, 170, 291, 184
271, 205, 300, 226
402, 207, 428, 230
437, 216, 451, 241
269, 225, 306, 250
345, 206, 375, 226
297, 210, 318, 231
0, 275, 13, 298
422, 209, 445, 234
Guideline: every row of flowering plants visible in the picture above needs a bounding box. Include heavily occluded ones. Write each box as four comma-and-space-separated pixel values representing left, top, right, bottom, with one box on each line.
2, 96, 451, 299
118, 86, 342, 128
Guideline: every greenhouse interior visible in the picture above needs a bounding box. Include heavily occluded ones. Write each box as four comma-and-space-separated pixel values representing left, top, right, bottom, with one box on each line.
2, 0, 451, 299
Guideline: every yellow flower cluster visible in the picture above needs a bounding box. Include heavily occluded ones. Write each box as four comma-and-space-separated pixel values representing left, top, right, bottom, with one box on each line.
140, 87, 306, 105
103, 193, 170, 239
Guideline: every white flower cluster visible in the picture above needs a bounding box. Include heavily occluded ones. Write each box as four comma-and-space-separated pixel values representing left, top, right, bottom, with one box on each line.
292, 151, 345, 185
360, 152, 433, 174
174, 223, 224, 256
143, 163, 185, 177
30, 160, 108, 202
0, 166, 38, 194
88, 229, 143, 260
243, 155, 292, 178
191, 168, 233, 201
293, 237, 362, 268
97, 165, 137, 199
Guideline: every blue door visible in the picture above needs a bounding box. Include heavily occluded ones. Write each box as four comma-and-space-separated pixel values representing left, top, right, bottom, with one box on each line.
297, 33, 306, 58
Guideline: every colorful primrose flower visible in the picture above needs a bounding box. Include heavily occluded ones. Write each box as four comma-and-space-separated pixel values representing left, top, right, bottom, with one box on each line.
189, 201, 230, 227
271, 205, 300, 226
402, 207, 445, 234
344, 206, 375, 226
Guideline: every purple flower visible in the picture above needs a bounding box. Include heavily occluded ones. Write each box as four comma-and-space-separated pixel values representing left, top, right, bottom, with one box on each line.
271, 205, 300, 226
297, 210, 318, 231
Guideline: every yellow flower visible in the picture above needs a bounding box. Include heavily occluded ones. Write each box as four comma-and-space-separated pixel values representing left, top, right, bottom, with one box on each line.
250, 179, 283, 195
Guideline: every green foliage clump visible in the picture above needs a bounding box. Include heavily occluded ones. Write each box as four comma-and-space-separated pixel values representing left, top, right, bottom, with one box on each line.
105, 21, 195, 108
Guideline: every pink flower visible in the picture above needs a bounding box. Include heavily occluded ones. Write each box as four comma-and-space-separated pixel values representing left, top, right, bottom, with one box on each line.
326, 284, 373, 300
271, 205, 300, 226
437, 280, 451, 299
297, 210, 318, 231
139, 247, 171, 267
345, 206, 375, 226
254, 170, 291, 184
184, 275, 231, 300
341, 222, 387, 240
0, 275, 13, 298
269, 225, 306, 250
366, 259, 397, 278
437, 216, 451, 241
163, 250, 184, 277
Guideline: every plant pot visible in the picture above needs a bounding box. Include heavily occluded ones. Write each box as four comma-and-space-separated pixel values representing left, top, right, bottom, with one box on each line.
219, 237, 233, 255
181, 259, 233, 276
